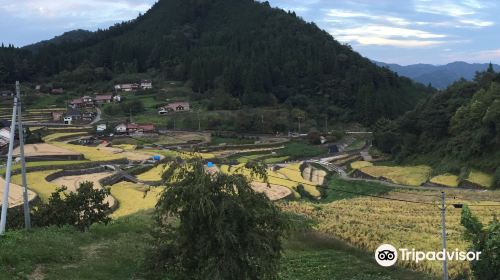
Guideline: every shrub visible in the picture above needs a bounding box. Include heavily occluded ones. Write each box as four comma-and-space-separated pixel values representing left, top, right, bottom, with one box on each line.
33, 181, 111, 231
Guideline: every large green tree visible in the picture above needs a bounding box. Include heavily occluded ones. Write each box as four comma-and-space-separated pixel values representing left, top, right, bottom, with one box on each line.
149, 159, 287, 279
460, 205, 500, 280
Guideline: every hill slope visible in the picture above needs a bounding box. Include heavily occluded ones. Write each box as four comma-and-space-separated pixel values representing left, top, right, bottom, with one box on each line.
374, 68, 500, 183
376, 61, 500, 89
0, 0, 431, 123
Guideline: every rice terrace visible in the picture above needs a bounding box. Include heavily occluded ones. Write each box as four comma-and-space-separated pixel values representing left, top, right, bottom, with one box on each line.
1, 0, 500, 279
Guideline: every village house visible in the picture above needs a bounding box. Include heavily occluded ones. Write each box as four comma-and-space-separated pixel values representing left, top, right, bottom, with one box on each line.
113, 95, 122, 102
51, 88, 64, 94
140, 80, 153, 90
82, 96, 94, 107
158, 102, 190, 115
69, 98, 84, 108
94, 95, 113, 104
114, 84, 139, 92
115, 123, 155, 135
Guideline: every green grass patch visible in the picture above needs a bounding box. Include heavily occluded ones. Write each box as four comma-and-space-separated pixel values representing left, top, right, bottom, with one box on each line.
0, 212, 153, 280
321, 176, 393, 203
280, 232, 434, 280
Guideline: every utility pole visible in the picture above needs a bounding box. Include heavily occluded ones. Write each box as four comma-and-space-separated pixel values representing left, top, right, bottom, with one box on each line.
16, 82, 31, 229
0, 96, 18, 235
440, 192, 449, 280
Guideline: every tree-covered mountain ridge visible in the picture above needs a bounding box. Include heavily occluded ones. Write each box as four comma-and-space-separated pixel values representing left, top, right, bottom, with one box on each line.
0, 0, 432, 124
374, 67, 500, 185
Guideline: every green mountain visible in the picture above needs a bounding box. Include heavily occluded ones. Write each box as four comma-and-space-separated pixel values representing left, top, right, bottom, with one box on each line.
0, 0, 432, 123
22, 29, 94, 53
374, 67, 500, 183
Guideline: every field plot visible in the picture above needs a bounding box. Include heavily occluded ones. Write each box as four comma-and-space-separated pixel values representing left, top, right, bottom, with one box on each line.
42, 132, 89, 142
281, 178, 500, 279
11, 170, 61, 201
50, 172, 116, 208
220, 163, 319, 199
250, 182, 292, 201
0, 177, 37, 208
49, 143, 125, 161
358, 165, 431, 186
109, 182, 163, 218
136, 164, 168, 181
430, 174, 459, 187
466, 170, 493, 188
13, 143, 83, 159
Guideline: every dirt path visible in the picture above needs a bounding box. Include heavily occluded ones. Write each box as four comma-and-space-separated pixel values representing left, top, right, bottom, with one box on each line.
50, 172, 116, 208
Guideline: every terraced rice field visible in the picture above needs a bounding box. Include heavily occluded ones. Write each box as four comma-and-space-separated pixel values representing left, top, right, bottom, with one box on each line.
136, 164, 168, 181
357, 165, 432, 186
13, 143, 82, 158
0, 177, 37, 208
11, 170, 61, 201
109, 182, 164, 218
220, 162, 320, 199
281, 189, 500, 279
466, 170, 493, 188
430, 174, 459, 187
50, 172, 116, 208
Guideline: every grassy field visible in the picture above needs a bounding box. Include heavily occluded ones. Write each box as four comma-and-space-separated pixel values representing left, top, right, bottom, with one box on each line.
0, 211, 432, 280
281, 176, 500, 279
109, 182, 164, 218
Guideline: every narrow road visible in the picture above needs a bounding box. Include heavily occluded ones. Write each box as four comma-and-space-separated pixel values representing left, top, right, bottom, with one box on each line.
90, 107, 102, 125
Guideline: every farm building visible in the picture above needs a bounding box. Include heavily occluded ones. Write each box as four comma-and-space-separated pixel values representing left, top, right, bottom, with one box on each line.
69, 98, 84, 108
94, 95, 113, 104
96, 124, 107, 132
115, 123, 155, 135
159, 102, 190, 114
140, 80, 153, 89
115, 84, 139, 92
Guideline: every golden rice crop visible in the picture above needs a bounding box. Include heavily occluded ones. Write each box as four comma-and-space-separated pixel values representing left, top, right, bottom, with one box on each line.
466, 170, 493, 188
359, 165, 431, 186
109, 182, 163, 218
430, 174, 459, 187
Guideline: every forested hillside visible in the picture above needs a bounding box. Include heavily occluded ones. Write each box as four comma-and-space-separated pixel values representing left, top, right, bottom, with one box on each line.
374, 66, 500, 183
0, 0, 431, 124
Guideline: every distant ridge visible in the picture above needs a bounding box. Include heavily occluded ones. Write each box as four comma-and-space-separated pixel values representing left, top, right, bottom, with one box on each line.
375, 61, 500, 89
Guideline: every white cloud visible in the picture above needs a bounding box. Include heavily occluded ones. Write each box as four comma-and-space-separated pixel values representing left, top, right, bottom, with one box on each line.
414, 0, 476, 17
326, 9, 410, 26
0, 0, 153, 25
330, 24, 447, 47
459, 19, 494, 27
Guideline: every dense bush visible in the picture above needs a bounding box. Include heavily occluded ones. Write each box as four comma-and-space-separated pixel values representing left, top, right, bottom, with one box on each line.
33, 182, 111, 231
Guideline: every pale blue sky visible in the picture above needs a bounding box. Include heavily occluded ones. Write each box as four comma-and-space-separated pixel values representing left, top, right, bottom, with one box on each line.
1, 0, 499, 65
